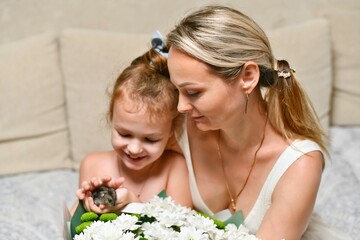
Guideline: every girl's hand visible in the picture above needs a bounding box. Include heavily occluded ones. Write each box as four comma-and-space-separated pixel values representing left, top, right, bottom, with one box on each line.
76, 176, 140, 214
84, 187, 140, 214
77, 176, 124, 201
82, 185, 139, 214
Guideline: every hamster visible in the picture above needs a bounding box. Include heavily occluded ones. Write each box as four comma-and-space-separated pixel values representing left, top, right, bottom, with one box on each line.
92, 186, 117, 206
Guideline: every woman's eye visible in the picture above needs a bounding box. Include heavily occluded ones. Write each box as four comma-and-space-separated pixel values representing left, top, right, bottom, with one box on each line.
186, 90, 200, 98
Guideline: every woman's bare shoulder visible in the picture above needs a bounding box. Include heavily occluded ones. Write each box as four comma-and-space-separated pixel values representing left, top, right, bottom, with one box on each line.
274, 150, 323, 202
259, 150, 323, 239
287, 149, 323, 175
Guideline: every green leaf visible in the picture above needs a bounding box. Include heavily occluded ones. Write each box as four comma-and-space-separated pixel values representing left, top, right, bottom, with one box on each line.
157, 190, 168, 198
224, 210, 244, 228
140, 215, 156, 223
70, 202, 87, 237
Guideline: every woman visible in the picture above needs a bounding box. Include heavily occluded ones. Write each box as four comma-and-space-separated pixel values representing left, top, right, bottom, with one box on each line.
167, 5, 348, 240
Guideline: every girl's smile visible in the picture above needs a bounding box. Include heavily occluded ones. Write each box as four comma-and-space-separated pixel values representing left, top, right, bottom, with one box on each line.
111, 95, 173, 171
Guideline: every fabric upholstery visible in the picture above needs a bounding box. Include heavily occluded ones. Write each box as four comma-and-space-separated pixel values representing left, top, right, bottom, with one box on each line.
321, 9, 360, 125
0, 33, 71, 175
268, 19, 332, 131
60, 30, 151, 168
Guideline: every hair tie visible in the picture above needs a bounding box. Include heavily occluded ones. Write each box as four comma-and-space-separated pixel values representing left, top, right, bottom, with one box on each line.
151, 30, 169, 58
274, 59, 296, 79
277, 70, 291, 79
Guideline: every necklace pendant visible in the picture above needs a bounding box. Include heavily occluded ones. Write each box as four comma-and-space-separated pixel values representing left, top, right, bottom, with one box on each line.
231, 199, 236, 212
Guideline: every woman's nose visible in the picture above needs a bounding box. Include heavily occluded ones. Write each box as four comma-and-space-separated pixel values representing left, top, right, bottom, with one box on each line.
177, 94, 192, 113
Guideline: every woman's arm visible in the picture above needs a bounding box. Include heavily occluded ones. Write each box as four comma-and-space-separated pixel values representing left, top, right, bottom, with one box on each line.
257, 151, 323, 240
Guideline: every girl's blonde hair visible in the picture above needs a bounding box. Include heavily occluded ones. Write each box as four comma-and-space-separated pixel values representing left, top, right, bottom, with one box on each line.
108, 48, 180, 126
167, 5, 328, 154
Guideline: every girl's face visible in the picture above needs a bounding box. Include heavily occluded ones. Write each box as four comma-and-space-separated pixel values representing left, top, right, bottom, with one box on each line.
168, 47, 243, 131
111, 96, 173, 171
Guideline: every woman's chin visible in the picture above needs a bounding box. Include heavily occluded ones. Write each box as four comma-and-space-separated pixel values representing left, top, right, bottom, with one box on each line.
194, 122, 213, 132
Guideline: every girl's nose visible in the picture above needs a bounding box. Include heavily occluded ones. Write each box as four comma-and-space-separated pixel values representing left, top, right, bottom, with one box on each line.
127, 140, 144, 155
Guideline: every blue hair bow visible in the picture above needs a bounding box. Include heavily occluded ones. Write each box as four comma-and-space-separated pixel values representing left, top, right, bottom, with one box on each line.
151, 30, 168, 58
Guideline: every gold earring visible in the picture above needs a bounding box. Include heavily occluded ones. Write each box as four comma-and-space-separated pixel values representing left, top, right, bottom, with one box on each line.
245, 92, 249, 114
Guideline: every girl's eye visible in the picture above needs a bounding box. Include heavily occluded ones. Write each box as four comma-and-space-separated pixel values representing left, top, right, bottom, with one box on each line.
118, 132, 130, 138
145, 138, 160, 143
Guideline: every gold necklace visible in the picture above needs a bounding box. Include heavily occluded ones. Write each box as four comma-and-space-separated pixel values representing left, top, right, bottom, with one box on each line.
119, 161, 155, 199
217, 118, 267, 212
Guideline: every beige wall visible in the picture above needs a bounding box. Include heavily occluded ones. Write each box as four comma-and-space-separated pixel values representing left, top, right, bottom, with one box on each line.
2, 0, 356, 44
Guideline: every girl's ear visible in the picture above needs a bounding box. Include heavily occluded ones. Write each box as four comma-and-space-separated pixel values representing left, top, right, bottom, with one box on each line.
238, 61, 260, 94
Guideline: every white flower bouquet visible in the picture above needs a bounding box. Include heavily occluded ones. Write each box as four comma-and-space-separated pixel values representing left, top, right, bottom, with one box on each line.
71, 192, 259, 240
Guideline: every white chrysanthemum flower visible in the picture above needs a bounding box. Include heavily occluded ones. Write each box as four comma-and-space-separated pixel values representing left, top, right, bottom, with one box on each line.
73, 195, 259, 240
177, 226, 211, 240
77, 220, 106, 239
222, 224, 260, 240
187, 214, 218, 233
142, 196, 192, 228
73, 231, 90, 240
90, 221, 126, 240
141, 222, 178, 239
112, 214, 141, 231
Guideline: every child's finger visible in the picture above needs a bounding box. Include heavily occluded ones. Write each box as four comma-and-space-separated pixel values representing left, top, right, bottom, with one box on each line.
90, 177, 101, 188
76, 188, 86, 200
81, 180, 91, 191
111, 177, 126, 189
89, 201, 111, 214
101, 175, 112, 184
83, 192, 93, 211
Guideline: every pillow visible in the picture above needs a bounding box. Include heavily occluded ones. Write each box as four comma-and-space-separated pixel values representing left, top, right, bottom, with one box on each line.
0, 33, 71, 175
319, 9, 360, 125
267, 18, 332, 132
60, 29, 151, 168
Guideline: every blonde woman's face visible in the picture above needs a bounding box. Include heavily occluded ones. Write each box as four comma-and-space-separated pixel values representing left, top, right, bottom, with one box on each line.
111, 96, 173, 171
168, 47, 244, 131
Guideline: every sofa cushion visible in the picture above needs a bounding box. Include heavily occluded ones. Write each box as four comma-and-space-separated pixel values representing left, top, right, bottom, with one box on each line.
0, 33, 71, 175
267, 18, 332, 132
319, 9, 360, 125
60, 30, 151, 168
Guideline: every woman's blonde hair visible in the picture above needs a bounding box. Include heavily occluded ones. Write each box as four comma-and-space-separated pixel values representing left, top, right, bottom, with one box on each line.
108, 48, 180, 126
167, 5, 328, 154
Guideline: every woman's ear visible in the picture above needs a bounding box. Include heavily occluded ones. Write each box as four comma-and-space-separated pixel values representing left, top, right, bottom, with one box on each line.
238, 61, 260, 94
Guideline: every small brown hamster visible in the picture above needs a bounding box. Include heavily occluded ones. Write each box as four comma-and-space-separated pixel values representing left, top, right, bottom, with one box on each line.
92, 186, 117, 206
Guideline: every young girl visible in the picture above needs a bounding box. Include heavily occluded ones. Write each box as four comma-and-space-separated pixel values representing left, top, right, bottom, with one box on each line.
72, 40, 192, 214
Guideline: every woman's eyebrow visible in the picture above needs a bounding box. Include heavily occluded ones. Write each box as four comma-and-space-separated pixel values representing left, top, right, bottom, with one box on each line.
179, 82, 197, 88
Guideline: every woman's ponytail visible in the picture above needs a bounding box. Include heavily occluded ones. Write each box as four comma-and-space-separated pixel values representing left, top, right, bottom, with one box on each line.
264, 59, 328, 157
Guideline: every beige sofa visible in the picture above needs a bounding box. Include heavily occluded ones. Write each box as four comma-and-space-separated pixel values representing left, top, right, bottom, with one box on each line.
0, 0, 359, 239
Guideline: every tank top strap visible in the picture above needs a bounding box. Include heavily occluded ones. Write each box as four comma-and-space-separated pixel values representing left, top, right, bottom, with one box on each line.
176, 120, 215, 215
245, 139, 323, 233
263, 139, 322, 203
